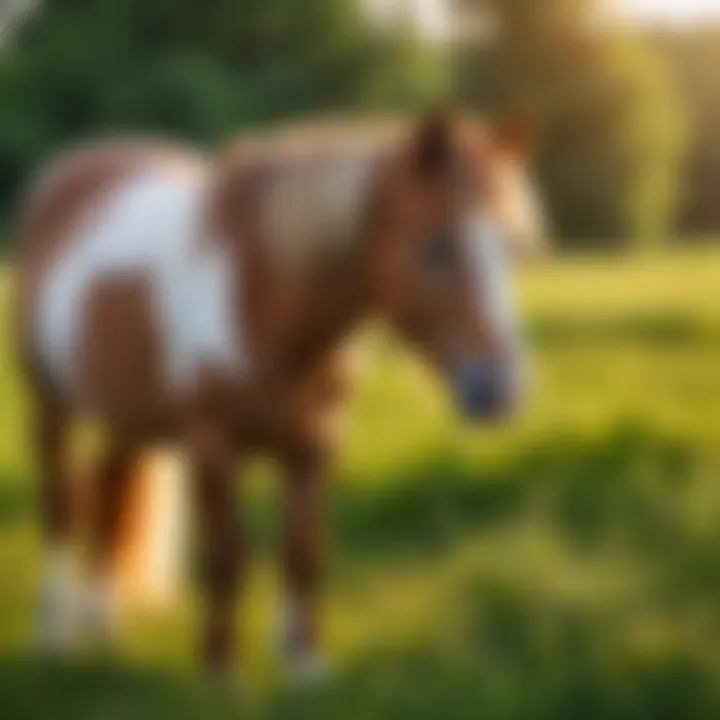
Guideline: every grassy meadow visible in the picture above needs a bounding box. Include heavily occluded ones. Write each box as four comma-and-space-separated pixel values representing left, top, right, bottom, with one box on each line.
0, 248, 720, 718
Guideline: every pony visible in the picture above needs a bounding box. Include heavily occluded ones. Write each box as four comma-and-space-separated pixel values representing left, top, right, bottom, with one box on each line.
15, 111, 544, 680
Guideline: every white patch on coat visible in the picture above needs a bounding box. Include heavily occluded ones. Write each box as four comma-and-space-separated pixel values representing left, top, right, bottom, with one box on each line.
35, 171, 247, 398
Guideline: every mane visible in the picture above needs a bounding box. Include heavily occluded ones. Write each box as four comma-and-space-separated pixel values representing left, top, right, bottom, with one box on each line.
225, 117, 407, 159
218, 118, 408, 267
216, 114, 547, 265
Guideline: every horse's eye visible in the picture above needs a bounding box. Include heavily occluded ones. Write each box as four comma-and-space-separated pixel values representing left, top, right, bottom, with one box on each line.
422, 236, 456, 275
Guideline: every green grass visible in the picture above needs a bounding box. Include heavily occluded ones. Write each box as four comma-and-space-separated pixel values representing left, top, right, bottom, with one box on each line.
1, 248, 720, 718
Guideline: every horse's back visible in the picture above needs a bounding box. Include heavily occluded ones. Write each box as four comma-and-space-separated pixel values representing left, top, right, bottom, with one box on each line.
17, 139, 204, 255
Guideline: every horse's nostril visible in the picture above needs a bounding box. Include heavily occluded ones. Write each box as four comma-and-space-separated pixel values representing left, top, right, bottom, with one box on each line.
453, 361, 518, 421
466, 383, 506, 417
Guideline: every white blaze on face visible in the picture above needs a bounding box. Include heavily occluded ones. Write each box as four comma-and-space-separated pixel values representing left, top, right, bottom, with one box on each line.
463, 213, 517, 349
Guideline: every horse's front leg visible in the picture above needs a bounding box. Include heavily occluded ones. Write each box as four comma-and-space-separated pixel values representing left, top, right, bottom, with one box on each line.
188, 422, 242, 678
279, 444, 330, 680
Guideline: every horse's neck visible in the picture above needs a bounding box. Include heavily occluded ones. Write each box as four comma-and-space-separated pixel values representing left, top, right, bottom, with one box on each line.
210, 138, 383, 382
259, 251, 365, 381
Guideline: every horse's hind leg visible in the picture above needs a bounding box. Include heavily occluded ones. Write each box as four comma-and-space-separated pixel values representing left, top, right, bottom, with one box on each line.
84, 437, 139, 640
35, 399, 82, 650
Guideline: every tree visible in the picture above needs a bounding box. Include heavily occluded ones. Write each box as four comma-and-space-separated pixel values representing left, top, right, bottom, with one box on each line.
657, 28, 720, 238
456, 0, 686, 246
0, 0, 445, 231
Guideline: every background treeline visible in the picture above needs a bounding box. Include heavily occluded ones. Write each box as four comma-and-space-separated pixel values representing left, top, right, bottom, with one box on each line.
0, 0, 446, 239
0, 0, 719, 249
657, 29, 720, 238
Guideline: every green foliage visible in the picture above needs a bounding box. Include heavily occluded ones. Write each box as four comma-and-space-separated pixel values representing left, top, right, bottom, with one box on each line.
2, 0, 719, 248
657, 29, 720, 237
0, 0, 445, 233
457, 0, 687, 247
605, 32, 686, 246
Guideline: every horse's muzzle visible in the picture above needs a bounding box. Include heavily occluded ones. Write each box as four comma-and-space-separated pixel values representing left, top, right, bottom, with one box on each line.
451, 356, 523, 421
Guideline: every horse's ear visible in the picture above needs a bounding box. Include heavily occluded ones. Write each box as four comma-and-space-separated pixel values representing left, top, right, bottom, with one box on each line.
413, 109, 455, 176
490, 112, 536, 158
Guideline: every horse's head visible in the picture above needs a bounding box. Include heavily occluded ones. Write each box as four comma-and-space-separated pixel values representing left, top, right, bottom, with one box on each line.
368, 111, 544, 421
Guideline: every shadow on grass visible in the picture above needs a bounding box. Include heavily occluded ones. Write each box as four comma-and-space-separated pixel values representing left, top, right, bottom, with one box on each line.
0, 654, 240, 720
329, 423, 711, 572
4, 612, 720, 720
268, 619, 720, 720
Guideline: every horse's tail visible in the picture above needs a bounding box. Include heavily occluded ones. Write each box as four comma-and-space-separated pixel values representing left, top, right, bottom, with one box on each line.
108, 448, 188, 612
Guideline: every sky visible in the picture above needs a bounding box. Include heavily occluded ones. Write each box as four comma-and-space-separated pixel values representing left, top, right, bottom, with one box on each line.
610, 0, 720, 25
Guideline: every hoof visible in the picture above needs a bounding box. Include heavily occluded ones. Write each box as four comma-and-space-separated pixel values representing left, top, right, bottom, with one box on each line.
35, 586, 83, 654
81, 581, 121, 648
200, 663, 243, 697
35, 547, 83, 654
284, 650, 332, 688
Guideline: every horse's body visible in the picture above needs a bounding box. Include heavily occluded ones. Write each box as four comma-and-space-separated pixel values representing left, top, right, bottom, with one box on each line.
19, 138, 358, 441
16, 115, 544, 678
